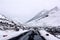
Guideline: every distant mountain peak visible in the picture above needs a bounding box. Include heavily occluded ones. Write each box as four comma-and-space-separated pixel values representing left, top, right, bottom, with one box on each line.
26, 6, 60, 24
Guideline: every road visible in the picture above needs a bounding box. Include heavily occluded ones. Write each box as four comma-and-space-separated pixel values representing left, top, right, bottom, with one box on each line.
9, 30, 46, 40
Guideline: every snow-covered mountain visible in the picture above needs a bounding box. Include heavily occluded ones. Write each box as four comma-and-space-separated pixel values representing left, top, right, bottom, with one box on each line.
26, 7, 60, 27
0, 7, 60, 30
0, 14, 22, 31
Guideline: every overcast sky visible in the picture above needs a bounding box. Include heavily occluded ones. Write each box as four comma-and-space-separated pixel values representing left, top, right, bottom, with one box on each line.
0, 0, 60, 23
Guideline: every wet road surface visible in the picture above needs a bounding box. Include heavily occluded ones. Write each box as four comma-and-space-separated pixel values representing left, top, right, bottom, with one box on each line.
9, 30, 46, 40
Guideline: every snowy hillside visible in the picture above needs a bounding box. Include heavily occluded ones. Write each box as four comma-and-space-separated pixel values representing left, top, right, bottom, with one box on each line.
26, 7, 60, 27
0, 14, 23, 31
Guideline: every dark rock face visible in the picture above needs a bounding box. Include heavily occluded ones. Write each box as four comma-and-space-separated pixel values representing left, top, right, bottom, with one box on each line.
9, 30, 46, 40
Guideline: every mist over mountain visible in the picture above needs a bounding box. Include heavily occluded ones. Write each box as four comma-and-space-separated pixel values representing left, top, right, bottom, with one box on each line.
26, 7, 60, 27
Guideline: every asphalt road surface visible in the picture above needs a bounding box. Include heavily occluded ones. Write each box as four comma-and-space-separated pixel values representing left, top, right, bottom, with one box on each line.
9, 30, 46, 40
